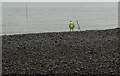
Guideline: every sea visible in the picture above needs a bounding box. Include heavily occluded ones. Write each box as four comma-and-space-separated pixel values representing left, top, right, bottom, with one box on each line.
1, 2, 118, 35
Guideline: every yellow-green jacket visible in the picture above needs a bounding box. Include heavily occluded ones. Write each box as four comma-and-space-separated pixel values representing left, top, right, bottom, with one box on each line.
69, 22, 75, 29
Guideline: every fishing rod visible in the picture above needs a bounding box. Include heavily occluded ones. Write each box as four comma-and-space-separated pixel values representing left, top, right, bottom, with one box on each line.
72, 10, 81, 31
26, 2, 28, 25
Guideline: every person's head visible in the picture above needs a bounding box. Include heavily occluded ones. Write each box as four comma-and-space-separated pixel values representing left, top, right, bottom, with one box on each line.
70, 21, 72, 22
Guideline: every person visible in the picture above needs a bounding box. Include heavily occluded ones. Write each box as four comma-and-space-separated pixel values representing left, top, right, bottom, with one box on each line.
69, 21, 75, 32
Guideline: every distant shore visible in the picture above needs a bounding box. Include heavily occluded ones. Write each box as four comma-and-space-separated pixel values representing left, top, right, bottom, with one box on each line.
2, 28, 120, 75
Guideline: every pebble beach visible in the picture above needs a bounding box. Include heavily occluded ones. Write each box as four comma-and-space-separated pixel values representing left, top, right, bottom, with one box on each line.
2, 28, 120, 75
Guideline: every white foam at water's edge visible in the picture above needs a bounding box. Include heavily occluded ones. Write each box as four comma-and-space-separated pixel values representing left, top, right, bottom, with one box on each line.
1, 31, 67, 36
1, 27, 118, 36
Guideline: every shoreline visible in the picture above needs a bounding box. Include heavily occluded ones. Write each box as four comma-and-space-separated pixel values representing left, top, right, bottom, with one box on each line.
1, 27, 118, 36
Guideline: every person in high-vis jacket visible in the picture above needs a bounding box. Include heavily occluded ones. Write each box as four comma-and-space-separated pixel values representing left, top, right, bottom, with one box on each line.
69, 21, 75, 32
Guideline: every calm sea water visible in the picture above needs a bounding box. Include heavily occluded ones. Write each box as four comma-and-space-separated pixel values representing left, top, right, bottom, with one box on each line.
2, 2, 118, 35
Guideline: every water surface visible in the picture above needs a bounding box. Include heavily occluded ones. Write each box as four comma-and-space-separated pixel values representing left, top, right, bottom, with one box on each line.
2, 2, 118, 35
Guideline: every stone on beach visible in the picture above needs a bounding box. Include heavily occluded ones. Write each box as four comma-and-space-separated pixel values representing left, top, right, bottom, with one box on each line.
2, 28, 120, 74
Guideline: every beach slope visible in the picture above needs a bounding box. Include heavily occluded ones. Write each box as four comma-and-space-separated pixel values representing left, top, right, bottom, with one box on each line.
2, 28, 120, 74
